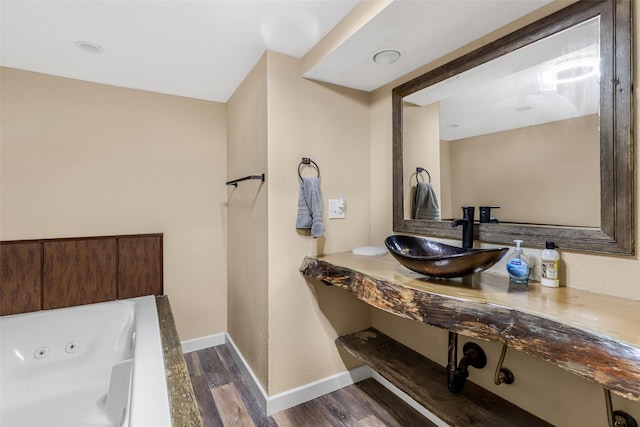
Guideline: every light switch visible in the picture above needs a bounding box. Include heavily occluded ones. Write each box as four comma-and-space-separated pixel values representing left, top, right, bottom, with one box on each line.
328, 196, 346, 219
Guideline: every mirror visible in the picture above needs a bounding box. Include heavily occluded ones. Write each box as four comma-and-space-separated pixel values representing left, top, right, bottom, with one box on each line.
403, 17, 601, 227
392, 0, 633, 255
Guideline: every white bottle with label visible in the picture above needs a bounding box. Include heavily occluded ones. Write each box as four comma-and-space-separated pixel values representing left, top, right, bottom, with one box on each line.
541, 241, 560, 287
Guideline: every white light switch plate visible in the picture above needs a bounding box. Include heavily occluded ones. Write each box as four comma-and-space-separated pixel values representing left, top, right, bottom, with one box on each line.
328, 199, 346, 219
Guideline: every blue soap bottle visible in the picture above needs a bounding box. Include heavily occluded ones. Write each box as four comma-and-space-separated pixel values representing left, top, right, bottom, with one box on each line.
506, 239, 530, 283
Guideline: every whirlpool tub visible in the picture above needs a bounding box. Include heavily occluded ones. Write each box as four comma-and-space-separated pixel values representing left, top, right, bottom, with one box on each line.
0, 296, 171, 427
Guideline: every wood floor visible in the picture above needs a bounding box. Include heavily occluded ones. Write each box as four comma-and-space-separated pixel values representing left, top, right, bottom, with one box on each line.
184, 345, 437, 427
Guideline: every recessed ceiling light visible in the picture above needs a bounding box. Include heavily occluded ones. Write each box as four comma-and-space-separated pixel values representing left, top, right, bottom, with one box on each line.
373, 49, 402, 65
542, 56, 599, 85
75, 41, 104, 54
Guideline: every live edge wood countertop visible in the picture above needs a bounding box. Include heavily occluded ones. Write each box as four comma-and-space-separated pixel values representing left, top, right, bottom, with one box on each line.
299, 252, 640, 402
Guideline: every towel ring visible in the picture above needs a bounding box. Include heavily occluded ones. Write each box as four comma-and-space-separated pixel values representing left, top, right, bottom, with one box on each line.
298, 157, 320, 180
416, 167, 431, 184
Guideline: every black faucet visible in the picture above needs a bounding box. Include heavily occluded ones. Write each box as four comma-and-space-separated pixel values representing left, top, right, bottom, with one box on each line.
451, 206, 475, 249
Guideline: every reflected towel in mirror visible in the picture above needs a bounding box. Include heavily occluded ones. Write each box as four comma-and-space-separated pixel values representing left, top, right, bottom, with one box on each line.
412, 182, 441, 220
296, 177, 324, 238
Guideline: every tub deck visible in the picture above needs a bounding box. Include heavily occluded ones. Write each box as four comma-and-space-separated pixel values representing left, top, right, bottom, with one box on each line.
155, 296, 203, 427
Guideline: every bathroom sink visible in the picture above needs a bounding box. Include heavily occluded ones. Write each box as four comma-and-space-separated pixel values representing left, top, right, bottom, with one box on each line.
384, 235, 508, 278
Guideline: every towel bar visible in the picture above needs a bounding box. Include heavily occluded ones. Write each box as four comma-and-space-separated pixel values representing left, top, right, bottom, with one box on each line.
226, 174, 265, 187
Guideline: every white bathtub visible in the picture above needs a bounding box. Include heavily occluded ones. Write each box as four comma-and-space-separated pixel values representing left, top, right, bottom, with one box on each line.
0, 296, 171, 427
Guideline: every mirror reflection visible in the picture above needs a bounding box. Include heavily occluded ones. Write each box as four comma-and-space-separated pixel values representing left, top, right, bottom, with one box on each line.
402, 17, 600, 227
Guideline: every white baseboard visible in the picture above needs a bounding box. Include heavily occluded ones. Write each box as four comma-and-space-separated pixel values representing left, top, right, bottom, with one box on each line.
183, 332, 442, 423
224, 333, 269, 411
266, 364, 372, 415
181, 333, 226, 354
224, 333, 371, 416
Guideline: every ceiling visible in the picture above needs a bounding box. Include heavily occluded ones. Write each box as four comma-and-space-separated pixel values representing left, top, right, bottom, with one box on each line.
1, 0, 553, 103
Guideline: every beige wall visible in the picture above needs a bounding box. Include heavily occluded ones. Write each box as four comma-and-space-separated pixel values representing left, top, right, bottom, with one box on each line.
402, 102, 443, 219
439, 139, 452, 219
226, 54, 270, 389
369, 89, 394, 245
448, 114, 600, 226
226, 51, 372, 395
266, 51, 372, 394
367, 4, 640, 425
0, 67, 228, 340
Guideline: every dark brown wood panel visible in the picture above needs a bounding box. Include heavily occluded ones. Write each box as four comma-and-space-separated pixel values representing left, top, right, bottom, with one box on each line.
337, 328, 553, 427
0, 242, 42, 315
1, 233, 163, 315
43, 239, 117, 309
118, 235, 163, 298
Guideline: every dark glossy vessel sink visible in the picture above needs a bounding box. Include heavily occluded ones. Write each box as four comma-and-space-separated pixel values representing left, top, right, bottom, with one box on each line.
384, 235, 508, 278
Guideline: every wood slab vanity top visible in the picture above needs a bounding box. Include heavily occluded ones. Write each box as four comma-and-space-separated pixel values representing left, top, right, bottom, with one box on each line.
300, 252, 640, 402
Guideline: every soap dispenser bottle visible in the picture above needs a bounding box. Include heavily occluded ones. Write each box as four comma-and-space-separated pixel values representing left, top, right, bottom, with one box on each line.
506, 240, 530, 283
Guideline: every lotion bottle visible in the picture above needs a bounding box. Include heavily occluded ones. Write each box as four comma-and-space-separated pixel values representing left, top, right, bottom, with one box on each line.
541, 241, 560, 287
506, 240, 530, 283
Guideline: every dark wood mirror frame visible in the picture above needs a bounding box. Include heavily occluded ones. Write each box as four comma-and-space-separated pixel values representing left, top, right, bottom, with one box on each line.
392, 0, 634, 255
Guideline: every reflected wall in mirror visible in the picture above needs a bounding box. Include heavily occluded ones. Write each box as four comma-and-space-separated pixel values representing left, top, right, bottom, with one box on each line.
393, 0, 633, 254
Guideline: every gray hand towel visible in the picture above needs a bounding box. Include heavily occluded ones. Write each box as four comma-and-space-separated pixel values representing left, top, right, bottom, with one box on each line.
412, 182, 441, 220
296, 177, 324, 238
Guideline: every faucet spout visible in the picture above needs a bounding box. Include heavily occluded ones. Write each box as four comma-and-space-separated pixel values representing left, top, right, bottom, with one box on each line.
451, 206, 475, 249
450, 219, 466, 228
